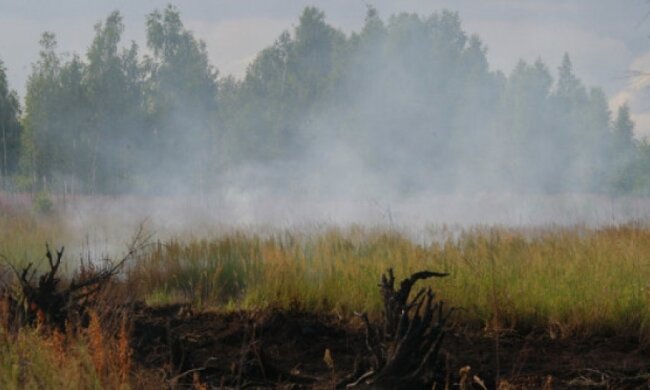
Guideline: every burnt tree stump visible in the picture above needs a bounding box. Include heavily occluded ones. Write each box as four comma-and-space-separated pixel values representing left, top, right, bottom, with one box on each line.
343, 268, 452, 389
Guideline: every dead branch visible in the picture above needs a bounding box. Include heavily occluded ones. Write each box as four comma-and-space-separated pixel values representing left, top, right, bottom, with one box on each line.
1, 224, 150, 331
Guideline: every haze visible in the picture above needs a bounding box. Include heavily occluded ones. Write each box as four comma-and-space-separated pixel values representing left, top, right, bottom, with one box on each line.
2, 0, 650, 238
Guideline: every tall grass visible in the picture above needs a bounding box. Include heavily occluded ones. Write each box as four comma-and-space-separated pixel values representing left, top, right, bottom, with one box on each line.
0, 324, 134, 390
0, 213, 71, 268
4, 209, 650, 339
130, 223, 650, 339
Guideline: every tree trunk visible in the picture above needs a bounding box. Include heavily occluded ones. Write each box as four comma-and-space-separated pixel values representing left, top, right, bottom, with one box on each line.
1, 121, 6, 189
91, 131, 99, 195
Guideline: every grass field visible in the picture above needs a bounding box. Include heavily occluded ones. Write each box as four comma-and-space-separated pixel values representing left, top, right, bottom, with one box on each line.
3, 200, 650, 387
4, 206, 650, 340
128, 223, 650, 340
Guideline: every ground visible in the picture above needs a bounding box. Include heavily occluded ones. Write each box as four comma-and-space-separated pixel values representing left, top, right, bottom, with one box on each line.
130, 303, 650, 389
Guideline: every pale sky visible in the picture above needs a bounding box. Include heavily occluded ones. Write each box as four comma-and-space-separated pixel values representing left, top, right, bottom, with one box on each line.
2, 0, 650, 135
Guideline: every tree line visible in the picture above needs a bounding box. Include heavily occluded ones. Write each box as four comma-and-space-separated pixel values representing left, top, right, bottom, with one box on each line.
0, 6, 646, 196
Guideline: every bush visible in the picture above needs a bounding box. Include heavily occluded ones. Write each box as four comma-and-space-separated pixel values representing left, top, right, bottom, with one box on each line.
33, 191, 54, 214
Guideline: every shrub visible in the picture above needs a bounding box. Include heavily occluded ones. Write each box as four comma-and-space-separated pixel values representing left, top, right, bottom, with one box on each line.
33, 191, 54, 214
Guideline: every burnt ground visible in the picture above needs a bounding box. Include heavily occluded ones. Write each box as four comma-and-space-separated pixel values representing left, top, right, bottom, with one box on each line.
129, 304, 650, 389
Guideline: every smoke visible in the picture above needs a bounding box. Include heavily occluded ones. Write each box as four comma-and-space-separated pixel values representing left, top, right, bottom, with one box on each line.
197, 10, 620, 217
14, 5, 650, 246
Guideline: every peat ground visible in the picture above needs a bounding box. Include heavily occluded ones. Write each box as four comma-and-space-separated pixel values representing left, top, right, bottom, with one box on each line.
131, 303, 650, 389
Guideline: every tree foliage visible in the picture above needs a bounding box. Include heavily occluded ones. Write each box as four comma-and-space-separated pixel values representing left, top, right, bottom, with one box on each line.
145, 5, 218, 192
7, 7, 650, 195
0, 59, 22, 184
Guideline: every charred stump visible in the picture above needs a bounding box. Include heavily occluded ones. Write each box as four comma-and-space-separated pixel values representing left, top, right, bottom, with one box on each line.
343, 268, 452, 389
1, 228, 147, 332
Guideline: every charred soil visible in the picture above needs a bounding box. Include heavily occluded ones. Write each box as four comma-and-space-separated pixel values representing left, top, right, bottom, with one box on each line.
130, 304, 650, 389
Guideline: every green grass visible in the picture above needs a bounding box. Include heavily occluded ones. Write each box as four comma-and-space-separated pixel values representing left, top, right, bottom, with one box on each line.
128, 224, 650, 340
0, 213, 74, 271
4, 210, 650, 340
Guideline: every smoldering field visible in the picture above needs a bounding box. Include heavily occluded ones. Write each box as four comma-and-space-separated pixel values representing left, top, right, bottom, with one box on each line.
6, 191, 650, 256
69, 192, 650, 231
5, 6, 650, 388
38, 191, 650, 229
6, 217, 650, 389
1, 2, 649, 335
6, 191, 650, 339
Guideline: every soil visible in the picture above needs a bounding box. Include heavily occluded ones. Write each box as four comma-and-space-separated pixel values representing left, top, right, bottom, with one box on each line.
130, 303, 650, 389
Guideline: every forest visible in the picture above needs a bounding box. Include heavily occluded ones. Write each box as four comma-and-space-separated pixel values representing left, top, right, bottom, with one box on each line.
0, 5, 644, 197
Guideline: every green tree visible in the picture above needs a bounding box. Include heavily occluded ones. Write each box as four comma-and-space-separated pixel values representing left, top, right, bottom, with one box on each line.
15, 6, 641, 196
613, 103, 635, 151
550, 53, 596, 191
0, 59, 22, 187
21, 32, 62, 192
235, 7, 347, 163
608, 103, 638, 193
498, 59, 553, 190
22, 13, 147, 194
580, 87, 614, 190
85, 10, 146, 193
556, 53, 585, 101
146, 5, 218, 193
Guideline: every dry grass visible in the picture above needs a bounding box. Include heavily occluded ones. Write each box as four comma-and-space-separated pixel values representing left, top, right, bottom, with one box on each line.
0, 276, 148, 389
0, 324, 133, 389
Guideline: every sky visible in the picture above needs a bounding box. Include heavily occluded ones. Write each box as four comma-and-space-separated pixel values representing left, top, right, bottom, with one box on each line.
1, 0, 650, 136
